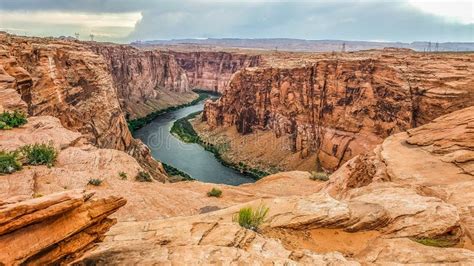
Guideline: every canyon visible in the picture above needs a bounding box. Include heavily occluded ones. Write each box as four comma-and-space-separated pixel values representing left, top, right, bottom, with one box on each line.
0, 33, 473, 264
91, 44, 196, 119
201, 49, 474, 172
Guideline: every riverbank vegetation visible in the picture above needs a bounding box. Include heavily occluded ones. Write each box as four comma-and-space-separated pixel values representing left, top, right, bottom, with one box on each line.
191, 88, 221, 97
162, 163, 194, 181
171, 111, 269, 180
127, 92, 211, 133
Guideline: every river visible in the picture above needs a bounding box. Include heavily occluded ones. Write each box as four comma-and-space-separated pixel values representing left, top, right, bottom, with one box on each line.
133, 99, 255, 185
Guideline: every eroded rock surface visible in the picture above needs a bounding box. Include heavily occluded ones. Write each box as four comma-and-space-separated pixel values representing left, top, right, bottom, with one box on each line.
0, 190, 125, 265
0, 33, 167, 180
77, 106, 474, 264
323, 106, 474, 257
203, 50, 474, 171
92, 44, 197, 119
172, 51, 261, 93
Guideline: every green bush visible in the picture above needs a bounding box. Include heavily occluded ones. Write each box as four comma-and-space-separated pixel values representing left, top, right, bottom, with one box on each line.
310, 171, 329, 181
136, 171, 152, 182
19, 143, 58, 166
119, 171, 128, 180
33, 193, 44, 198
411, 237, 455, 247
0, 110, 28, 130
88, 178, 103, 186
233, 205, 269, 231
0, 150, 22, 174
207, 187, 222, 197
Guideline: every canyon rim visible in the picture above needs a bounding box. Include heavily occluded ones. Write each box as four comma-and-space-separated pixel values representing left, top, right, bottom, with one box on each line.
0, 0, 473, 264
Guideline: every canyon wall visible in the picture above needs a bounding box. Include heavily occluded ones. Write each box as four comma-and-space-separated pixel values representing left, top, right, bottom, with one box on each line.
92, 45, 196, 119
203, 51, 474, 171
0, 33, 167, 180
171, 51, 261, 93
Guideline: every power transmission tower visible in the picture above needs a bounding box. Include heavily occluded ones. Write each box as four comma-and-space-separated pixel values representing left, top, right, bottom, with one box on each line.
342, 42, 346, 53
89, 34, 94, 42
74, 33, 80, 40
435, 42, 439, 52
427, 41, 432, 52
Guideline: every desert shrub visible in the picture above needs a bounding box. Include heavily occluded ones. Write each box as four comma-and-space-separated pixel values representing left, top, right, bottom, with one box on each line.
33, 193, 43, 198
310, 171, 329, 181
233, 205, 269, 231
0, 110, 28, 130
0, 150, 22, 174
88, 178, 103, 186
207, 187, 222, 197
119, 171, 128, 180
19, 143, 58, 166
136, 171, 152, 182
411, 237, 455, 247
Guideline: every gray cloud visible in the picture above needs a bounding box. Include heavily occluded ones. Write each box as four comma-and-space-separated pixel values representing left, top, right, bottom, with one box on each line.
0, 0, 472, 42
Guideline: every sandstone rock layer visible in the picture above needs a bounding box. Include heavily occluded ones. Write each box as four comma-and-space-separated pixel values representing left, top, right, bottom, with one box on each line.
0, 33, 167, 180
203, 50, 474, 171
0, 190, 125, 265
172, 51, 261, 93
77, 106, 474, 264
92, 44, 197, 119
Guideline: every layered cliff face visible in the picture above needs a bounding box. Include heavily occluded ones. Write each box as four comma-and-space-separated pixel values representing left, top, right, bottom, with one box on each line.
92, 45, 197, 119
203, 50, 474, 171
172, 51, 261, 93
0, 190, 125, 265
0, 33, 167, 180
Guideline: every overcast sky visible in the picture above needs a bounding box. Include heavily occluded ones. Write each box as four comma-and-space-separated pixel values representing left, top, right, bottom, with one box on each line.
0, 0, 472, 43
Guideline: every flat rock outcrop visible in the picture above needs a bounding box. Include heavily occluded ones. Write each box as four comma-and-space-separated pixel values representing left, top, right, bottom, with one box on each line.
92, 44, 197, 119
0, 33, 167, 180
172, 51, 261, 93
0, 190, 125, 265
203, 50, 474, 171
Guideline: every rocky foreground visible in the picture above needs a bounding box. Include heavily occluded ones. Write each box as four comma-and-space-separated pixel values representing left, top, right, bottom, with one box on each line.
2, 104, 470, 264
0, 190, 125, 264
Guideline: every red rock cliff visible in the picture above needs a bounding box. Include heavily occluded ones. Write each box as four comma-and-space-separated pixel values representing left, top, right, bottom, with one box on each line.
203, 51, 474, 170
0, 33, 167, 180
0, 190, 125, 265
172, 51, 261, 93
92, 45, 195, 118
